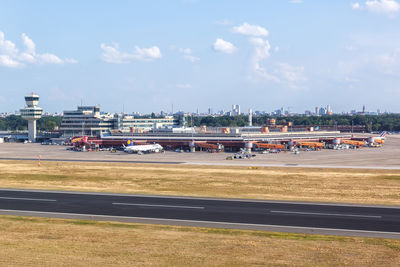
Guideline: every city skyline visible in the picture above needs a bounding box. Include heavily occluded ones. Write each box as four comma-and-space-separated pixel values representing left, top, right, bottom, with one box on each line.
2, 97, 387, 117
1, 0, 400, 113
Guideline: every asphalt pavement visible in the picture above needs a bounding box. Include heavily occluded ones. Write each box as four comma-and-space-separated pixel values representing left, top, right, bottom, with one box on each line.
1, 188, 400, 239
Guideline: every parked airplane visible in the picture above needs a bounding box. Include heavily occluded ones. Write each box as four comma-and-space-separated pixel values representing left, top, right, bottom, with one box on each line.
369, 131, 387, 144
351, 131, 387, 145
123, 143, 163, 154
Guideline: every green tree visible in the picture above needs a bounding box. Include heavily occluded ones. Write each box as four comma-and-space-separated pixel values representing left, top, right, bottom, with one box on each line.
45, 121, 57, 131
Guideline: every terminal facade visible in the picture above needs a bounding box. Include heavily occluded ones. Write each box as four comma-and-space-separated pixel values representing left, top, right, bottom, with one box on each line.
60, 105, 177, 137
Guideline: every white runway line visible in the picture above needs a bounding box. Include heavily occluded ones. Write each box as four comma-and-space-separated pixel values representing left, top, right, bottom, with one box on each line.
112, 202, 205, 209
270, 210, 382, 219
0, 197, 57, 202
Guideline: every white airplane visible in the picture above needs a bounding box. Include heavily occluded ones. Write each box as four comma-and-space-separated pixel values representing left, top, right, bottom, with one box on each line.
368, 131, 387, 144
123, 143, 163, 154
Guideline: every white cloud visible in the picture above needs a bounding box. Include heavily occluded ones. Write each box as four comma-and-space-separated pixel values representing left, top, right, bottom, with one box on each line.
0, 32, 23, 67
229, 22, 306, 88
352, 0, 400, 14
100, 43, 123, 63
366, 0, 400, 13
178, 47, 200, 62
213, 38, 237, 54
36, 53, 63, 64
0, 32, 19, 56
21, 33, 35, 55
135, 46, 162, 59
0, 31, 77, 68
248, 38, 306, 86
233, 22, 269, 37
0, 55, 23, 68
100, 43, 162, 63
290, 0, 303, 3
249, 37, 279, 81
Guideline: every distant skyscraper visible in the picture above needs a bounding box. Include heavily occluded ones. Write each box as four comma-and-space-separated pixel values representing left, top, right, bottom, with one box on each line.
327, 105, 332, 113
232, 104, 240, 116
319, 107, 327, 115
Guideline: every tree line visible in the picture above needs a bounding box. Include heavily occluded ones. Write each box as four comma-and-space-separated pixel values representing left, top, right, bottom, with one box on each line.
0, 115, 62, 132
1, 114, 399, 132
186, 114, 400, 132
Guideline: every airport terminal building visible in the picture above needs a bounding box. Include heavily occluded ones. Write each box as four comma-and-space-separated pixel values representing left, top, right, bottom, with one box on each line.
60, 106, 177, 137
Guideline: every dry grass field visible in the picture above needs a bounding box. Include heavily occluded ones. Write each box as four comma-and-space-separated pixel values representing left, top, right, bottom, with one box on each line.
1, 160, 400, 205
0, 215, 399, 266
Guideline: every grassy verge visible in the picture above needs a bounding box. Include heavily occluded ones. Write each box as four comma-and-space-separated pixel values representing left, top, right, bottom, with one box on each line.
1, 160, 400, 205
0, 215, 399, 266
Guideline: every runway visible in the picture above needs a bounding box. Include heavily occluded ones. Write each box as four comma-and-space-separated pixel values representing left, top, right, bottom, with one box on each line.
1, 188, 400, 239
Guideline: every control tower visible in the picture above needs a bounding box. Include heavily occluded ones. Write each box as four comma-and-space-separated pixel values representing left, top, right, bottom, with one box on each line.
20, 93, 43, 142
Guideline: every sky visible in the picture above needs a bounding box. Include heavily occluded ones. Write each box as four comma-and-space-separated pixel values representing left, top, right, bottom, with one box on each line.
0, 0, 400, 114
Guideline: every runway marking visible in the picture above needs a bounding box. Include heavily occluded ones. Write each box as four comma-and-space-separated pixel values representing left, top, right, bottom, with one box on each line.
112, 202, 205, 210
0, 197, 57, 202
270, 210, 382, 219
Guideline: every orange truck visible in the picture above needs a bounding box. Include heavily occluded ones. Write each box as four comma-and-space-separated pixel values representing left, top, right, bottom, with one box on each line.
297, 141, 324, 149
254, 143, 285, 149
342, 140, 365, 147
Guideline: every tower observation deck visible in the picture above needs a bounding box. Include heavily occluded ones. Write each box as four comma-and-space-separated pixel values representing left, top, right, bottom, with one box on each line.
20, 93, 43, 142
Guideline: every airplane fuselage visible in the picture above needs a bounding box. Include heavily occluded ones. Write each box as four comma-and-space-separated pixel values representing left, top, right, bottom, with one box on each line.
124, 144, 163, 154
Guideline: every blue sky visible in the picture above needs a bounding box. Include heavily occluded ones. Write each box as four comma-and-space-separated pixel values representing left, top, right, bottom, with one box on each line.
1, 0, 400, 114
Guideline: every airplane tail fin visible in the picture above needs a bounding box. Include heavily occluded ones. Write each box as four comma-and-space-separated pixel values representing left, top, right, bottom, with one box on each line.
379, 131, 387, 138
